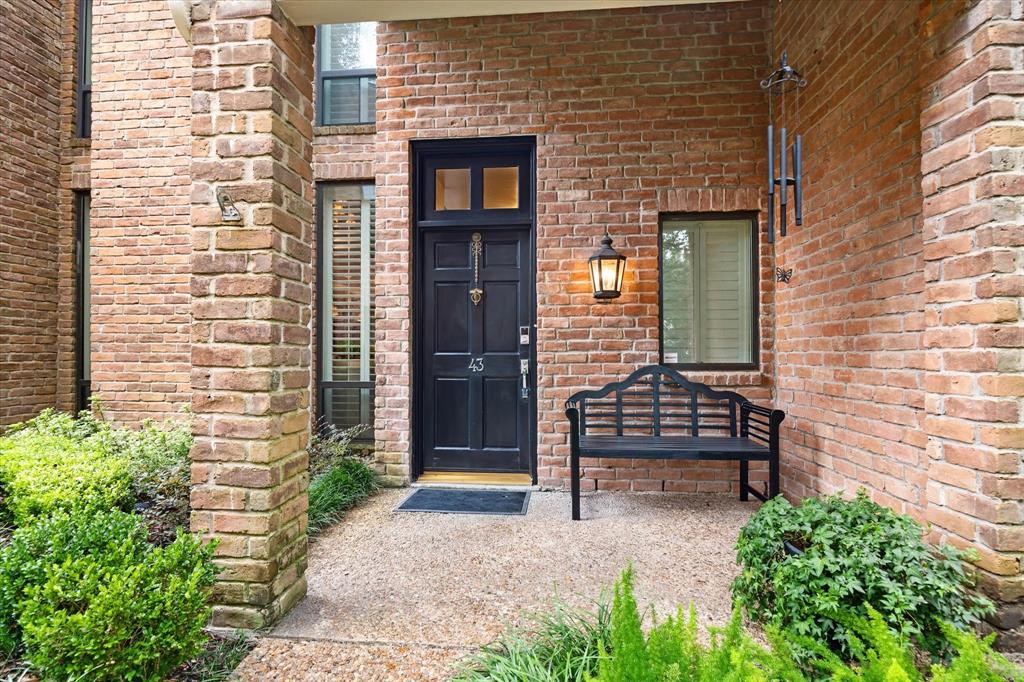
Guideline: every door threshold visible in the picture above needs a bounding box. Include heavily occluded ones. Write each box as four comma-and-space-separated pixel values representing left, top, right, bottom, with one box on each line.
415, 471, 534, 488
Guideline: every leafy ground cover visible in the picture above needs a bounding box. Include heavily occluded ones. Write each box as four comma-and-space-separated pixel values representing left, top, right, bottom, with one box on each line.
733, 491, 992, 660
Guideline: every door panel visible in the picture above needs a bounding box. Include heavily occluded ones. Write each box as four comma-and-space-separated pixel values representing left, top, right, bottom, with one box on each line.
420, 228, 533, 472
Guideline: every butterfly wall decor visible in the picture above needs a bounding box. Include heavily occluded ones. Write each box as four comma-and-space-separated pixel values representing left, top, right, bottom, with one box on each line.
776, 267, 793, 283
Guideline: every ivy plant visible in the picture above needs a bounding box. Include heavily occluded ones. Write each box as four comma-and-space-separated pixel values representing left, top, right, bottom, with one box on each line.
732, 491, 993, 660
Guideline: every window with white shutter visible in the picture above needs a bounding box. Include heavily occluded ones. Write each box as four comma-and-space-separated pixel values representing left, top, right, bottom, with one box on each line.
318, 183, 375, 435
661, 215, 757, 368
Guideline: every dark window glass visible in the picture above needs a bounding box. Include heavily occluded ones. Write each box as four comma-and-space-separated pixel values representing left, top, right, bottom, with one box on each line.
316, 23, 376, 125
75, 192, 91, 409
77, 0, 92, 137
318, 183, 375, 436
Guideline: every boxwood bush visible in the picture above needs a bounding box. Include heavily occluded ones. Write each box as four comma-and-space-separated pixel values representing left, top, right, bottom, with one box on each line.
0, 510, 216, 681
0, 429, 131, 525
732, 491, 993, 659
0, 409, 218, 681
3, 407, 193, 544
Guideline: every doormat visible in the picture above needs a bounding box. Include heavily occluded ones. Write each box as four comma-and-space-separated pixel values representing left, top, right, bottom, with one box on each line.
395, 488, 530, 516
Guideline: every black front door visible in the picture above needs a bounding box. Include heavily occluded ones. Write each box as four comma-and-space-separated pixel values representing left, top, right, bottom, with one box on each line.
420, 228, 534, 472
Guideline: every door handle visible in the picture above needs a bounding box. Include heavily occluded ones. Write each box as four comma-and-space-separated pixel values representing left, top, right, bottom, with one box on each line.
520, 359, 530, 399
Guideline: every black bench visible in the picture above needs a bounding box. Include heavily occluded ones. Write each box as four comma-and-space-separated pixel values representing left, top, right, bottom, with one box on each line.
564, 365, 785, 520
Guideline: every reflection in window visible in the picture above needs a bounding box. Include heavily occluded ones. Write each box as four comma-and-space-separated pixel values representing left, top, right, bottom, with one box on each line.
483, 167, 518, 209
317, 23, 376, 125
435, 168, 471, 211
77, 0, 92, 137
661, 217, 755, 365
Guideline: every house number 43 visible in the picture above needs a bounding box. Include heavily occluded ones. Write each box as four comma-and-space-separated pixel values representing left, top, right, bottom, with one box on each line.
468, 357, 484, 372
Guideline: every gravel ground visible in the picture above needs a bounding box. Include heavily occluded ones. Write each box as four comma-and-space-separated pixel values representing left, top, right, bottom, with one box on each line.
233, 488, 755, 680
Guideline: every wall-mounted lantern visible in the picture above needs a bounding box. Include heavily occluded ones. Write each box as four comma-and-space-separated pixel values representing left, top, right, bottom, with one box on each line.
589, 232, 627, 300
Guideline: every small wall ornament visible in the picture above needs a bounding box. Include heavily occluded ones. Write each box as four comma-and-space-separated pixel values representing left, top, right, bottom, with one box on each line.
216, 191, 241, 222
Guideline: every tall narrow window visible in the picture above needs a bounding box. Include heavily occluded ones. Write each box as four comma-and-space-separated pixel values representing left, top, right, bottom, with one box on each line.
319, 183, 375, 434
316, 23, 376, 125
76, 0, 92, 137
660, 215, 758, 368
75, 192, 91, 410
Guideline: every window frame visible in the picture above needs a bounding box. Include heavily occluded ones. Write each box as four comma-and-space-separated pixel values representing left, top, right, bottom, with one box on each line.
658, 211, 760, 372
74, 191, 91, 410
314, 25, 376, 126
76, 0, 91, 138
315, 182, 376, 442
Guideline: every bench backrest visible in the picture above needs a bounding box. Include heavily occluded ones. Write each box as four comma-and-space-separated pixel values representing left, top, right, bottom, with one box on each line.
565, 365, 749, 438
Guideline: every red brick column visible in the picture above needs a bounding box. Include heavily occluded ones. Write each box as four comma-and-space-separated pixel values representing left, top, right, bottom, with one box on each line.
920, 0, 1023, 647
189, 0, 314, 628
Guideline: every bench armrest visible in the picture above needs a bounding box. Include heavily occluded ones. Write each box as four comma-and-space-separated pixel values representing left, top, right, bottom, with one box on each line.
740, 402, 785, 453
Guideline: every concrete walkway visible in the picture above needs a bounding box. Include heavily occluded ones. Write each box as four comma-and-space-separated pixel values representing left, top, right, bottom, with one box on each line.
234, 488, 755, 681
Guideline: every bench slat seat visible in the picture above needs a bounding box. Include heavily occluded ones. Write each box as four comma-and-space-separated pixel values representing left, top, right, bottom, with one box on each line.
578, 435, 772, 459
565, 364, 785, 520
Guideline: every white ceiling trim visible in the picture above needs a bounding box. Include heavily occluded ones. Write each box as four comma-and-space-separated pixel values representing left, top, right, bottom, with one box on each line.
277, 0, 733, 26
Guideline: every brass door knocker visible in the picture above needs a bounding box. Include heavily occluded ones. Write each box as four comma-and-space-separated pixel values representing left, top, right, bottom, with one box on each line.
470, 233, 483, 306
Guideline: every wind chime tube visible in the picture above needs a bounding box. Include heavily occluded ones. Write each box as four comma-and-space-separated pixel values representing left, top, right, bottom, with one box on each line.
793, 134, 803, 226
779, 127, 788, 237
767, 125, 774, 243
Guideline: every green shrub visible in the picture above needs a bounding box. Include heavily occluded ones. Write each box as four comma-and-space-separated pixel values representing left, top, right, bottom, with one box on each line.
2, 406, 194, 543
0, 510, 149, 655
454, 599, 611, 682
15, 525, 216, 681
308, 419, 370, 479
732, 491, 992, 659
307, 456, 378, 536
0, 431, 131, 525
107, 417, 193, 545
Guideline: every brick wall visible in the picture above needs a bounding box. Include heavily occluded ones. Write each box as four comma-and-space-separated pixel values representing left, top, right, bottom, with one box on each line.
375, 2, 774, 489
0, 0, 63, 425
313, 125, 376, 181
771, 0, 928, 517
919, 0, 1023, 648
89, 0, 193, 423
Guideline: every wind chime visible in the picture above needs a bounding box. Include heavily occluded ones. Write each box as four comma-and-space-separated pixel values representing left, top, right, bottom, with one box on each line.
762, 51, 807, 244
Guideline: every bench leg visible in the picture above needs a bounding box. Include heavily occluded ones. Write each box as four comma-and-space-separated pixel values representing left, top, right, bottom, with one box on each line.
739, 459, 749, 501
570, 449, 581, 521
769, 457, 780, 498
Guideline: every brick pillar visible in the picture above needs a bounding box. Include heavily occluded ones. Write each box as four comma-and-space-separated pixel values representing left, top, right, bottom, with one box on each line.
920, 0, 1023, 648
189, 0, 314, 629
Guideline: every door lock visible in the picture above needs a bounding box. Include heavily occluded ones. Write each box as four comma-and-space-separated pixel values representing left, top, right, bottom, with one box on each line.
520, 359, 530, 399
